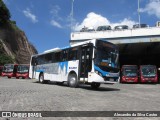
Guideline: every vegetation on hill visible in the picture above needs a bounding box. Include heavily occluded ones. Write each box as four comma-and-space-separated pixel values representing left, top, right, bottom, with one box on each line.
0, 0, 11, 24
0, 54, 14, 65
0, 0, 38, 65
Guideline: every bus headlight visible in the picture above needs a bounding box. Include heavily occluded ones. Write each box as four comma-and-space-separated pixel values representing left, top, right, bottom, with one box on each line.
95, 70, 103, 77
95, 70, 98, 74
98, 72, 102, 77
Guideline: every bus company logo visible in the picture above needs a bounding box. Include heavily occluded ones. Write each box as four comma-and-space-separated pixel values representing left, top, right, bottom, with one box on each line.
2, 112, 11, 117
69, 67, 77, 69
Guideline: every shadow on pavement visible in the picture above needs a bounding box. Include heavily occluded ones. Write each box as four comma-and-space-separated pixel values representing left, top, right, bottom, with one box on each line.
32, 81, 120, 91
80, 85, 120, 92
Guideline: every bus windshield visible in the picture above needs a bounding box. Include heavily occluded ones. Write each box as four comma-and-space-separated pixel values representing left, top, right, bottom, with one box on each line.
141, 66, 156, 77
95, 40, 119, 69
17, 65, 29, 73
3, 64, 14, 72
123, 67, 138, 77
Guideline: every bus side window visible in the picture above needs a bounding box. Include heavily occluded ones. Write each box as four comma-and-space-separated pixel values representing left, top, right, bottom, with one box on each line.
55, 52, 61, 62
45, 53, 52, 63
68, 48, 77, 61
52, 53, 55, 63
37, 55, 46, 65
62, 50, 68, 61
32, 57, 37, 66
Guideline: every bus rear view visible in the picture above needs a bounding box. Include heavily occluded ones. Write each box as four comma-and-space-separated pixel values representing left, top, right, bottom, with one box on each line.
140, 65, 158, 83
121, 65, 138, 83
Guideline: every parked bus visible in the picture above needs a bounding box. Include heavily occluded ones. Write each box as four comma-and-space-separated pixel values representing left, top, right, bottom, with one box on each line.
121, 65, 138, 83
16, 64, 29, 79
29, 39, 119, 89
2, 64, 18, 78
140, 65, 158, 83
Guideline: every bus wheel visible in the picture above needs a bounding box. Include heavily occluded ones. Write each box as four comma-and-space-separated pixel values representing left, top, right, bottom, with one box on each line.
8, 77, 11, 79
39, 73, 44, 83
39, 73, 48, 84
91, 82, 100, 89
16, 77, 19, 79
68, 73, 78, 88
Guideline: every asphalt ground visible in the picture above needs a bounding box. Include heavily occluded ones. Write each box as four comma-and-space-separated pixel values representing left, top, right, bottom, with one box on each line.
0, 77, 160, 120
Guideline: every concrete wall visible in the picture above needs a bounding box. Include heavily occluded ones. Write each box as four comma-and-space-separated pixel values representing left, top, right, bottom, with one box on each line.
70, 27, 160, 44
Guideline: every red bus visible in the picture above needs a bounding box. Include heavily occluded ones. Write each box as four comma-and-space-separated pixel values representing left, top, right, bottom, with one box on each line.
2, 64, 18, 78
16, 64, 29, 79
140, 65, 158, 83
121, 65, 138, 83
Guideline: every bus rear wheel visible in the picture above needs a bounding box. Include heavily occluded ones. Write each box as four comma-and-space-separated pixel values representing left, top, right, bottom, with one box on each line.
91, 82, 100, 89
68, 73, 78, 88
39, 73, 48, 84
39, 73, 45, 83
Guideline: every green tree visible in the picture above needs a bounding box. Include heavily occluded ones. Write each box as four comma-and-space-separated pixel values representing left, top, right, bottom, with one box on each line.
0, 54, 14, 65
0, 0, 11, 24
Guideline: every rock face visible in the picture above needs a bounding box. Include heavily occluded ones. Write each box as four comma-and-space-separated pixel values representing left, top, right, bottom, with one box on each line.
0, 23, 38, 64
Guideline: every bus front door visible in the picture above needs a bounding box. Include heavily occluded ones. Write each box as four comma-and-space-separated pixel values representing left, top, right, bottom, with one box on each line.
79, 45, 92, 80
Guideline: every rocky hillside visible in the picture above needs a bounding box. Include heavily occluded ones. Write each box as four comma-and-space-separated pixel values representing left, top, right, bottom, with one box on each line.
0, 0, 37, 64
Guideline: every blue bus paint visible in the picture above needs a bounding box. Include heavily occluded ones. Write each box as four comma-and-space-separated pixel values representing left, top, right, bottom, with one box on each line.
35, 62, 69, 75
94, 65, 109, 76
36, 69, 44, 73
111, 63, 114, 68
59, 61, 68, 74
94, 65, 119, 78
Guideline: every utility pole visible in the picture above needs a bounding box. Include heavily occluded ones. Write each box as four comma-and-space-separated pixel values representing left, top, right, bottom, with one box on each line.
138, 0, 141, 27
71, 0, 74, 31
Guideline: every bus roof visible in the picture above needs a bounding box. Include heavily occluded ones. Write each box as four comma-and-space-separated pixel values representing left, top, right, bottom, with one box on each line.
31, 39, 96, 57
44, 47, 61, 53
70, 39, 96, 47
32, 39, 115, 57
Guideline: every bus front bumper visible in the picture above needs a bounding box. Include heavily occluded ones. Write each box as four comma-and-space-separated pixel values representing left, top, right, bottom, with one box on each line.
87, 72, 119, 84
2, 72, 13, 77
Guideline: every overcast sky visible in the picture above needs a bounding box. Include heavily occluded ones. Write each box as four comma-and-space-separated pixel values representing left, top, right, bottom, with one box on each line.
3, 0, 160, 53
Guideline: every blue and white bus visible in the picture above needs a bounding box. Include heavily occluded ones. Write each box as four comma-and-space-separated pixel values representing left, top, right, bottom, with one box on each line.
29, 39, 119, 89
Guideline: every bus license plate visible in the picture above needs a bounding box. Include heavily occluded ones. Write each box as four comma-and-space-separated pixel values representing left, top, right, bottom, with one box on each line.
129, 80, 133, 82
109, 78, 114, 82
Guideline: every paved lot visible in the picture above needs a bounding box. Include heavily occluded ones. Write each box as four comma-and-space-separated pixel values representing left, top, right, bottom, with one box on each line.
0, 77, 160, 120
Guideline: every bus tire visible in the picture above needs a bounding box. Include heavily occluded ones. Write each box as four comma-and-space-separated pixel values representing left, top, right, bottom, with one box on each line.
68, 73, 78, 88
39, 73, 44, 84
39, 73, 48, 84
16, 77, 19, 79
91, 82, 100, 89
